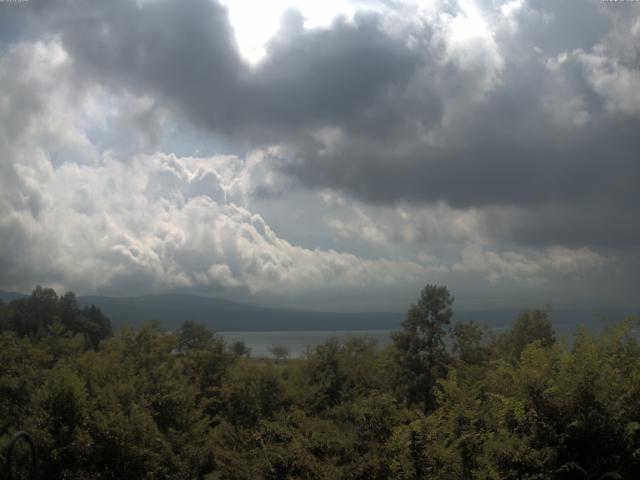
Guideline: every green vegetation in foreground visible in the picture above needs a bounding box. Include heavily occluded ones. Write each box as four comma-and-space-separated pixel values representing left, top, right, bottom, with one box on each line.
1, 285, 640, 479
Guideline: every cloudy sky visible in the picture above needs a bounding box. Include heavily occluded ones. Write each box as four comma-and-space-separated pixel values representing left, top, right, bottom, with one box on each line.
0, 0, 638, 312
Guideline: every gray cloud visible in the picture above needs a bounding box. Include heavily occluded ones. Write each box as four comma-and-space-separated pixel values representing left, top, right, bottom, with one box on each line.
0, 34, 446, 299
24, 0, 637, 250
245, 11, 423, 139
273, 1, 640, 250
38, 0, 243, 132
1, 0, 639, 308
29, 0, 421, 144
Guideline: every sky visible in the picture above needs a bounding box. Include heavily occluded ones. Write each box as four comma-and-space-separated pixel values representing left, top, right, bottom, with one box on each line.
0, 0, 638, 313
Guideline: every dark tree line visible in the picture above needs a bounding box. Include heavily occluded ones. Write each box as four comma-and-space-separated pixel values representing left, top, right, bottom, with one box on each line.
1, 285, 639, 479
0, 286, 111, 349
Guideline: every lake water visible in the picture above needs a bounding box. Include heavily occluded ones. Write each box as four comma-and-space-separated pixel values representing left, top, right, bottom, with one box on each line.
220, 322, 639, 358
220, 330, 394, 358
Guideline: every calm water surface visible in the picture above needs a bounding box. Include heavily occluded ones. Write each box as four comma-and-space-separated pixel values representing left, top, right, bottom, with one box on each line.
220, 330, 393, 358
220, 323, 638, 358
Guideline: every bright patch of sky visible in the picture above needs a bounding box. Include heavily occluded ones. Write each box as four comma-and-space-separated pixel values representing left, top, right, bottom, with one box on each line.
220, 0, 359, 63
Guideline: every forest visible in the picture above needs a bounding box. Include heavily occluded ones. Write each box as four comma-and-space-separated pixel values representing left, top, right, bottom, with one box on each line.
1, 285, 640, 479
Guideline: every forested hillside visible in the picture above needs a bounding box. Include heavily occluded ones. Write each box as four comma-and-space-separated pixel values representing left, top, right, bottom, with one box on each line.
2, 286, 640, 479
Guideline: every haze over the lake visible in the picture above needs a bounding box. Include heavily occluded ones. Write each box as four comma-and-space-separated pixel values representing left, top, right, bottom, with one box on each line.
1, 0, 638, 313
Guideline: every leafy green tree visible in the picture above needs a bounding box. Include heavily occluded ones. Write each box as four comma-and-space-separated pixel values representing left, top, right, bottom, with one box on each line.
338, 393, 411, 479
0, 332, 50, 435
339, 335, 389, 400
231, 340, 251, 357
25, 363, 93, 478
6, 286, 59, 340
256, 410, 347, 480
60, 292, 112, 348
268, 345, 290, 363
392, 285, 454, 412
3, 283, 640, 480
40, 319, 86, 360
176, 320, 214, 352
79, 304, 112, 349
305, 337, 347, 413
2, 287, 111, 349
80, 323, 216, 478
451, 320, 490, 365
496, 308, 556, 360
211, 409, 348, 479
220, 361, 288, 429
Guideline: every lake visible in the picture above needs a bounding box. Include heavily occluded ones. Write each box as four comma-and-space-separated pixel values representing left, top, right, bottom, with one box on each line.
219, 330, 394, 358
220, 320, 639, 358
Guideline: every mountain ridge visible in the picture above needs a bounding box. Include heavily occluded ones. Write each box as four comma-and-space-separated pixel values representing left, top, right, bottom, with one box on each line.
1, 290, 637, 333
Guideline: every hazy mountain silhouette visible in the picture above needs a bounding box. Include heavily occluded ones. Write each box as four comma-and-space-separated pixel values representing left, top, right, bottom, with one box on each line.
76, 294, 403, 331
0, 290, 28, 303
1, 290, 636, 332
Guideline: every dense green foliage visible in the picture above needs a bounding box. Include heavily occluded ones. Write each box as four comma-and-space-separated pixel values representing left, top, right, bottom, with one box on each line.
1, 286, 640, 479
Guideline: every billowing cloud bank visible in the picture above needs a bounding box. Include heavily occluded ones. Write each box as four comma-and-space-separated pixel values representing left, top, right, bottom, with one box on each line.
0, 0, 638, 309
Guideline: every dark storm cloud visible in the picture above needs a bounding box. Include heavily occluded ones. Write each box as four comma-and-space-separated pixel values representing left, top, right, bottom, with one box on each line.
24, 0, 434, 157
244, 10, 423, 138
487, 204, 640, 250
284, 82, 640, 207
14, 0, 640, 250
28, 0, 420, 143
34, 0, 243, 133
274, 2, 640, 249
